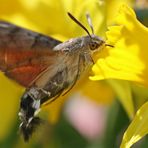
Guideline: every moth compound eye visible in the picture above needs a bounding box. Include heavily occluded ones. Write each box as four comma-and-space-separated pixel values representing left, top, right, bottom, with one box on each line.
89, 42, 99, 50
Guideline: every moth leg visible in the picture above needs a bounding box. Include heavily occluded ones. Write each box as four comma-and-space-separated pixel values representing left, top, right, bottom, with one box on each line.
62, 54, 84, 96
83, 53, 94, 66
40, 68, 69, 105
41, 88, 65, 106
61, 74, 79, 96
37, 88, 51, 97
41, 81, 70, 106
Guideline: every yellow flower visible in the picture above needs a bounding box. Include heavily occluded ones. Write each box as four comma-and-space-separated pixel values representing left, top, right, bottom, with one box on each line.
90, 4, 148, 86
1, 0, 107, 39
90, 4, 148, 147
0, 73, 24, 140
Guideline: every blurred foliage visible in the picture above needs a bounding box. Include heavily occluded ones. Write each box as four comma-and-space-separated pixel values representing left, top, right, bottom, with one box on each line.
136, 9, 148, 27
0, 101, 130, 148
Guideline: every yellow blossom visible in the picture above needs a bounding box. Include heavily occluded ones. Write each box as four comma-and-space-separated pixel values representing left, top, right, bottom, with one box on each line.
0, 73, 24, 139
90, 4, 148, 147
90, 4, 148, 86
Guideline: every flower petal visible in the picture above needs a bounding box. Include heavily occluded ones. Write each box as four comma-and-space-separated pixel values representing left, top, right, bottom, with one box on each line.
0, 73, 24, 140
120, 102, 148, 148
90, 4, 148, 86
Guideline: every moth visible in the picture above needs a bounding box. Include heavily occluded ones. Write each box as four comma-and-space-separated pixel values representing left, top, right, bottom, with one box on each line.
0, 13, 111, 141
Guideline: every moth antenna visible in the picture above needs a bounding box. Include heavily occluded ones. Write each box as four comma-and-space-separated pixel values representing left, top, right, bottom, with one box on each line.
67, 12, 91, 38
105, 44, 114, 48
86, 12, 94, 34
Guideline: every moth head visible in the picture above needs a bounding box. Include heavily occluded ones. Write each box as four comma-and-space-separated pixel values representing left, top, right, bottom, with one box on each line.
88, 35, 105, 51
68, 12, 113, 51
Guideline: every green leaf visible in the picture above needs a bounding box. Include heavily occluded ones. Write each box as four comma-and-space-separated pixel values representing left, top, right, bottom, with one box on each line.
107, 80, 135, 119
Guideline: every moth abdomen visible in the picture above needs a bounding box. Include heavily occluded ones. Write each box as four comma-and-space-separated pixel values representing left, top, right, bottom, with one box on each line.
19, 91, 42, 141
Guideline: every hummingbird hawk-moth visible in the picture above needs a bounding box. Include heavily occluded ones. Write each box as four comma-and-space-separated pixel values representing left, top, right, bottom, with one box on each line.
0, 13, 110, 141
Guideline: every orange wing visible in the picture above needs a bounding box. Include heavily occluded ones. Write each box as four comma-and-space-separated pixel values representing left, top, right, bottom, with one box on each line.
0, 21, 62, 87
6, 65, 47, 87
0, 48, 58, 87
